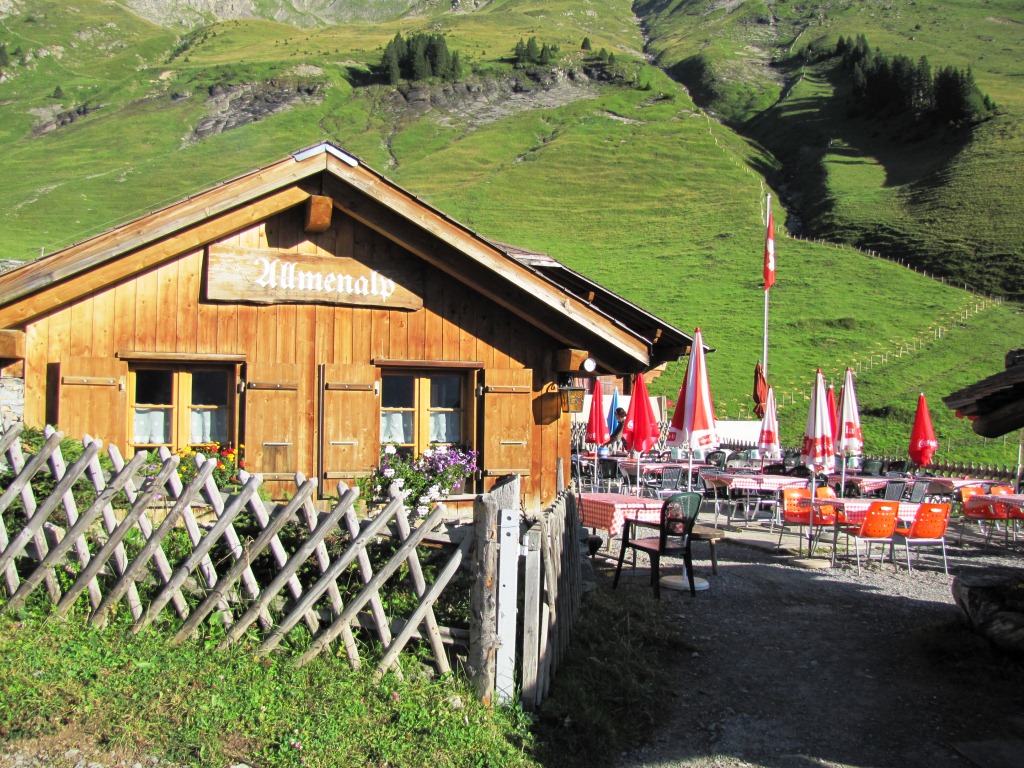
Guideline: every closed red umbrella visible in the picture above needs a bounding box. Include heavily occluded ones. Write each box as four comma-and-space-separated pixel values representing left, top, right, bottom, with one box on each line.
585, 380, 610, 489
621, 372, 661, 495
826, 385, 839, 445
586, 380, 610, 446
753, 361, 768, 419
909, 393, 939, 468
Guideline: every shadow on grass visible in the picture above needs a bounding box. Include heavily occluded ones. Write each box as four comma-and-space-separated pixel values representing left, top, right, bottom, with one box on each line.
531, 568, 695, 768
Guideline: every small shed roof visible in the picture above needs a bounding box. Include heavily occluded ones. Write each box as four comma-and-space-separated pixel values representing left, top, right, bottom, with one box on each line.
0, 142, 692, 374
943, 349, 1024, 437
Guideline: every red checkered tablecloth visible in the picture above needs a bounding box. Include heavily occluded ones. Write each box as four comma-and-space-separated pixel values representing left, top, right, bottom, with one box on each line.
826, 474, 890, 494
700, 472, 808, 492
579, 493, 663, 537
801, 497, 921, 524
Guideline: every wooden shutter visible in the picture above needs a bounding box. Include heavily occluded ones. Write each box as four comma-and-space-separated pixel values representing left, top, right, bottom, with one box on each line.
319, 363, 379, 486
55, 357, 128, 448
243, 362, 304, 482
480, 368, 533, 477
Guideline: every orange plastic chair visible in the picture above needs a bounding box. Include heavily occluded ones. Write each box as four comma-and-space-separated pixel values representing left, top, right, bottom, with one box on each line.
778, 487, 833, 556
815, 485, 846, 524
893, 503, 950, 574
956, 485, 988, 544
840, 500, 898, 574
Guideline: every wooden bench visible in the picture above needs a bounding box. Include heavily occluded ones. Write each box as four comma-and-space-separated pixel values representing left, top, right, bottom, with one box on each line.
691, 523, 724, 575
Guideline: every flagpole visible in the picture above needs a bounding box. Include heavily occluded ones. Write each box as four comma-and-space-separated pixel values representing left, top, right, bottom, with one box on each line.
763, 194, 772, 378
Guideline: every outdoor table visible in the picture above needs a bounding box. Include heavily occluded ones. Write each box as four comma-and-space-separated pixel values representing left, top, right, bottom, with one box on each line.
922, 476, 985, 501
618, 460, 707, 494
799, 497, 921, 566
965, 493, 1024, 512
578, 492, 663, 537
700, 471, 809, 525
826, 474, 889, 495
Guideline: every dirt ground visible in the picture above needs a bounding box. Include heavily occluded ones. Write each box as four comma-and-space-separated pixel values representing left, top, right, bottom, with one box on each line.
600, 522, 1024, 768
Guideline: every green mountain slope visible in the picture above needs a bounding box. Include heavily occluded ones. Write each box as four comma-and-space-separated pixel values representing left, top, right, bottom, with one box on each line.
0, 0, 1021, 465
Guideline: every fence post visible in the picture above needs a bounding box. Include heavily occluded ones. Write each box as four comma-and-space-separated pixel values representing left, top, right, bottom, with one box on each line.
469, 495, 498, 707
520, 523, 542, 711
496, 506, 519, 704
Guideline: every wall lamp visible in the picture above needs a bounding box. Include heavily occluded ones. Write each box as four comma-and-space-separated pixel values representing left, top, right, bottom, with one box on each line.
558, 374, 586, 414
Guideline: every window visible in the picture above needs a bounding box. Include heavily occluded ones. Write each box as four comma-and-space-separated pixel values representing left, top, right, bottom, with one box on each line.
380, 372, 465, 456
130, 366, 233, 451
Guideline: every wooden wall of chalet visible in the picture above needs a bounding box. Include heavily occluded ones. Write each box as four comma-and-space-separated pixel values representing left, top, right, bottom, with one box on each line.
18, 203, 568, 509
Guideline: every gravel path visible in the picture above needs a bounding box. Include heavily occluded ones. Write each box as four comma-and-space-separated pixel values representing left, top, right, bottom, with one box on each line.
603, 523, 1024, 768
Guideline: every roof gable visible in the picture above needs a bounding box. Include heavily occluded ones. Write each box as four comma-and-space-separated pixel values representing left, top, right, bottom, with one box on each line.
0, 142, 690, 372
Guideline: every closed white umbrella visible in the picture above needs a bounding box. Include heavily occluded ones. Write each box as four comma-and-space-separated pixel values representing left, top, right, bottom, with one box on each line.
836, 367, 863, 496
667, 327, 720, 491
800, 370, 835, 558
758, 386, 781, 464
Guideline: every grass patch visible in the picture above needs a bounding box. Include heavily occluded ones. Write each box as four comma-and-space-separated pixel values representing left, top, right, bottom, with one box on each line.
0, 568, 688, 766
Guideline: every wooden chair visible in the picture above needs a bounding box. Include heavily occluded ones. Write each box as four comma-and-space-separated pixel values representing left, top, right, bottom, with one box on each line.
613, 491, 703, 598
892, 503, 950, 574
840, 500, 898, 574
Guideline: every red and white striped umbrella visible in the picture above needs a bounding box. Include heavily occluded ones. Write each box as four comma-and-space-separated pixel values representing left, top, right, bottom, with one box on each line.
757, 386, 781, 460
836, 367, 863, 458
801, 369, 835, 475
667, 327, 719, 453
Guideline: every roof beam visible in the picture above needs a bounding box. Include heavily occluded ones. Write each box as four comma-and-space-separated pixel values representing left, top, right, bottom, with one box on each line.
0, 186, 310, 328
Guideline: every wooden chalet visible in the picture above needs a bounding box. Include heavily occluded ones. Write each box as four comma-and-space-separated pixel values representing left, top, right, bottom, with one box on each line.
0, 142, 692, 510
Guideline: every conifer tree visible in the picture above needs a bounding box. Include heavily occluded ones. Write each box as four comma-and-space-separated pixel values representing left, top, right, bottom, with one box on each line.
581, 36, 592, 51
526, 36, 540, 63
539, 43, 551, 65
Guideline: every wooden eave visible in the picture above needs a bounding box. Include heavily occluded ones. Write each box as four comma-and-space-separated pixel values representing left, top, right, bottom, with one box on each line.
943, 362, 1024, 437
0, 142, 677, 370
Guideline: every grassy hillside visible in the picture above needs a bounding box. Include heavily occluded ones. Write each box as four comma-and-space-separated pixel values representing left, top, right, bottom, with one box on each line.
0, 0, 1021, 465
638, 0, 1024, 299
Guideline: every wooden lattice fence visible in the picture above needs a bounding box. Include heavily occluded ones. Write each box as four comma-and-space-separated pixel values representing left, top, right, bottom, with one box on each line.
0, 424, 584, 708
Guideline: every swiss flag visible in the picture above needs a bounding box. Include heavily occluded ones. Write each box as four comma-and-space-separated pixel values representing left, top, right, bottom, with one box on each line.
764, 207, 776, 290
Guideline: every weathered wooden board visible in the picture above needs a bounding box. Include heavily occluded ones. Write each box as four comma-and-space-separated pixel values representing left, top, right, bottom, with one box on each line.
205, 244, 423, 310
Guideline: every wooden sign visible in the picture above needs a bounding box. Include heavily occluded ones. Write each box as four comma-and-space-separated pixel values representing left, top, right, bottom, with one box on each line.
205, 244, 423, 310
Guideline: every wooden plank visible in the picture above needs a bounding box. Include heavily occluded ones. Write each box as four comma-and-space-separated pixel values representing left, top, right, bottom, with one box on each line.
109, 445, 190, 619
175, 251, 201, 354
6, 450, 149, 614
134, 268, 158, 352
0, 440, 100, 578
0, 187, 311, 329
88, 454, 216, 622
391, 504, 449, 675
218, 481, 352, 651
91, 286, 116, 359
133, 477, 258, 633
469, 494, 498, 707
22, 324, 46, 425
376, 532, 472, 677
42, 427, 103, 611
205, 244, 423, 310
172, 480, 312, 643
520, 524, 542, 711
257, 493, 406, 655
295, 502, 448, 667
155, 259, 178, 352
0, 329, 25, 360
111, 278, 138, 365
495, 505, 519, 704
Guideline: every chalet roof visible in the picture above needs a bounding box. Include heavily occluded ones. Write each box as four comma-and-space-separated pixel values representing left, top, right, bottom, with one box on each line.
943, 349, 1024, 438
0, 142, 691, 374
